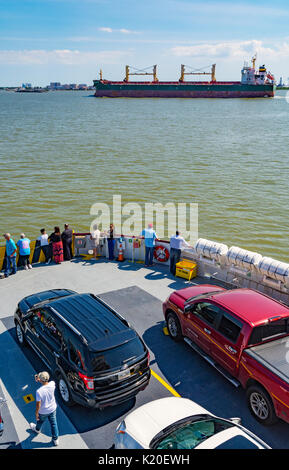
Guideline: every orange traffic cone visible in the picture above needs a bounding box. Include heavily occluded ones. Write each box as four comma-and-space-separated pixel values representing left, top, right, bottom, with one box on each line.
118, 243, 124, 262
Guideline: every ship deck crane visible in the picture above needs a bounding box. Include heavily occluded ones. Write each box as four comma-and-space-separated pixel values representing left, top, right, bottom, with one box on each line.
124, 65, 158, 82
179, 64, 216, 82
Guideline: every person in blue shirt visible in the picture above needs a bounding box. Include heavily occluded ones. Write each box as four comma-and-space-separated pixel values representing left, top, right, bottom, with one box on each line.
3, 233, 17, 277
17, 233, 32, 270
141, 224, 158, 267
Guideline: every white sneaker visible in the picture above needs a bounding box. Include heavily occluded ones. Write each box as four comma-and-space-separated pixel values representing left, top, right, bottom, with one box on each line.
46, 259, 51, 265
24, 266, 29, 271
52, 438, 59, 446
28, 264, 32, 269
30, 422, 40, 433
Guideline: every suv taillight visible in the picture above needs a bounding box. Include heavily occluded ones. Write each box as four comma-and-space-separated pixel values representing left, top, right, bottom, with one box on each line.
78, 372, 94, 390
147, 351, 150, 367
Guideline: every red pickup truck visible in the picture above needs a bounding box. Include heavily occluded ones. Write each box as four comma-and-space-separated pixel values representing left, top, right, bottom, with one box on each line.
163, 284, 289, 426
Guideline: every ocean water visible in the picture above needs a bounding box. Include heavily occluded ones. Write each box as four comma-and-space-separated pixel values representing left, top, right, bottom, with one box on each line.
0, 89, 289, 261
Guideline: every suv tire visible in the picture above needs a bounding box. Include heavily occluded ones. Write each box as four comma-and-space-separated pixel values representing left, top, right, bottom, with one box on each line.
57, 375, 75, 407
246, 384, 278, 425
166, 312, 182, 342
15, 321, 27, 347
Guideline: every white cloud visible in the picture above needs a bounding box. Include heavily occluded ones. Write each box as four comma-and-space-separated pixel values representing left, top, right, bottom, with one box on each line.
98, 27, 139, 34
171, 40, 289, 60
99, 27, 113, 33
0, 49, 130, 65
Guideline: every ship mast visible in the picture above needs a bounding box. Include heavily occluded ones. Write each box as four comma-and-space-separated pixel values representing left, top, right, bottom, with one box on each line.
124, 65, 158, 82
179, 64, 216, 82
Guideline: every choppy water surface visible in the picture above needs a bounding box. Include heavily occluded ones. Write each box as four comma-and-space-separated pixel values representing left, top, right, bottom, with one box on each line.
0, 90, 288, 261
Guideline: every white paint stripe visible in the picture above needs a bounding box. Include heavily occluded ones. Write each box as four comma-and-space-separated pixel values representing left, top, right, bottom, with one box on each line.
0, 320, 88, 449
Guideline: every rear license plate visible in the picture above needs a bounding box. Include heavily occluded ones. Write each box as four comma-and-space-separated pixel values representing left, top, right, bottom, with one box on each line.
118, 369, 131, 380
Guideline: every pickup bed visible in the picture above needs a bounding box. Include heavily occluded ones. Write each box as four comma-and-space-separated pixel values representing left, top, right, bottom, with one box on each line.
163, 285, 289, 425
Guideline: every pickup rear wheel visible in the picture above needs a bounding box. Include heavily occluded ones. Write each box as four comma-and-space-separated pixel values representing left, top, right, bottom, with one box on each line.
246, 385, 278, 425
166, 312, 182, 342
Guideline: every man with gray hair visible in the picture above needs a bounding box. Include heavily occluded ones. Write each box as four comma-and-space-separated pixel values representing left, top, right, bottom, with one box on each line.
30, 371, 59, 446
3, 233, 17, 278
16, 233, 32, 270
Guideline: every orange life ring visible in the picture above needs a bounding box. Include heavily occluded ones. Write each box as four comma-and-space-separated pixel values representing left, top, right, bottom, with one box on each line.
154, 245, 170, 262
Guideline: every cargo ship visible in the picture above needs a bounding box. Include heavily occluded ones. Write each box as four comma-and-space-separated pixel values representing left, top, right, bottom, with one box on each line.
93, 57, 275, 98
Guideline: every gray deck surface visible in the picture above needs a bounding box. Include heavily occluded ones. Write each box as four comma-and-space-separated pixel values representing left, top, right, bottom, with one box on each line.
0, 257, 289, 449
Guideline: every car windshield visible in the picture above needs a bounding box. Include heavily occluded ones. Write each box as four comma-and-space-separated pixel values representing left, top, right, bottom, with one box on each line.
89, 337, 146, 373
154, 417, 234, 450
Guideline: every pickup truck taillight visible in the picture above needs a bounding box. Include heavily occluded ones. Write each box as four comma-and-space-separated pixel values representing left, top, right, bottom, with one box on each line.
78, 372, 94, 390
147, 351, 150, 367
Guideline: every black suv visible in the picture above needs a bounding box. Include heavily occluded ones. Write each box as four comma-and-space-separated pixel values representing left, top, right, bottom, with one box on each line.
14, 289, 150, 408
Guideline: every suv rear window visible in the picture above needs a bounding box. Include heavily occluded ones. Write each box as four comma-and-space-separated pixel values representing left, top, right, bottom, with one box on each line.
90, 337, 146, 373
249, 318, 289, 345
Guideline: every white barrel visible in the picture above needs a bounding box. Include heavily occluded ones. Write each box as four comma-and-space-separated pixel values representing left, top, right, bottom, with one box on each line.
258, 257, 289, 286
194, 238, 228, 263
226, 246, 262, 271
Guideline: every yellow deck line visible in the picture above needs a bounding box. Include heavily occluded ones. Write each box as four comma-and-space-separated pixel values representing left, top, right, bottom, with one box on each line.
150, 369, 181, 398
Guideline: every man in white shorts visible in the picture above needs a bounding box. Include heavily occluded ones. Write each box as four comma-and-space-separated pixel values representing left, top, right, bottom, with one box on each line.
30, 371, 59, 446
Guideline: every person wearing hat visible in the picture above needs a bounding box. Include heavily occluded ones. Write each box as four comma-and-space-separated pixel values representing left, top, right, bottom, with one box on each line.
141, 223, 158, 267
30, 371, 59, 446
3, 233, 17, 278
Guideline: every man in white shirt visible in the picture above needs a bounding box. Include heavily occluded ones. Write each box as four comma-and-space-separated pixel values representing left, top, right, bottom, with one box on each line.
30, 371, 59, 446
169, 231, 190, 275
91, 225, 101, 259
37, 228, 51, 264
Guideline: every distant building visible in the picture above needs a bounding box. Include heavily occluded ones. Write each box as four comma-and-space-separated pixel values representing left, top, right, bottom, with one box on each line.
49, 82, 61, 90
22, 83, 32, 89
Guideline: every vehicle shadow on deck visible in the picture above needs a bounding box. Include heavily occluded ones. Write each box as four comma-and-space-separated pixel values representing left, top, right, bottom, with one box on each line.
0, 319, 136, 437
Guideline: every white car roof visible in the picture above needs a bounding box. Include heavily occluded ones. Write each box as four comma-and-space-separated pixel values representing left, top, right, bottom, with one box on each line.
196, 427, 266, 449
124, 397, 208, 448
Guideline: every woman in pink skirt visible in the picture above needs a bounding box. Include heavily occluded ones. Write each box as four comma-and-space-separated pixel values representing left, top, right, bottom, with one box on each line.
49, 227, 64, 264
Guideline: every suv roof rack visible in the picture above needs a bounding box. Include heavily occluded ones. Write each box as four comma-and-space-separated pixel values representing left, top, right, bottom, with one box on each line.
49, 306, 88, 345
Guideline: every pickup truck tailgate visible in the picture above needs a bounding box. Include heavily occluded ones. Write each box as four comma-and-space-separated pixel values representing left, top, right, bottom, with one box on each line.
245, 336, 289, 385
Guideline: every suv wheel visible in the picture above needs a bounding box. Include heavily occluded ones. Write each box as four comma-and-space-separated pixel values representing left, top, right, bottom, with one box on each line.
57, 375, 75, 407
166, 312, 182, 342
15, 321, 27, 346
246, 385, 278, 425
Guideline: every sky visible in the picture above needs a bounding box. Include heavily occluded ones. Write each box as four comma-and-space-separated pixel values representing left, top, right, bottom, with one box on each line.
1, 0, 289, 86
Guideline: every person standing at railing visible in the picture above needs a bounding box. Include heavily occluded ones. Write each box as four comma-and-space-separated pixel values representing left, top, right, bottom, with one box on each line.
37, 228, 52, 264
107, 223, 115, 261
141, 223, 158, 267
16, 233, 32, 270
3, 233, 17, 278
61, 224, 73, 261
90, 224, 100, 259
48, 227, 64, 264
169, 230, 190, 275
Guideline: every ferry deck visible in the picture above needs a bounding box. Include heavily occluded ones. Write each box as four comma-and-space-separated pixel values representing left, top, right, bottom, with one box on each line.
1, 257, 289, 449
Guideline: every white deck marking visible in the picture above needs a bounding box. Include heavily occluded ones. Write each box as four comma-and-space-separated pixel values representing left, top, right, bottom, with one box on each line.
0, 320, 88, 449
